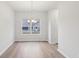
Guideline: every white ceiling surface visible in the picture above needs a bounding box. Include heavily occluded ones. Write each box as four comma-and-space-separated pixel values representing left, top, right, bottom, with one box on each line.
7, 1, 58, 12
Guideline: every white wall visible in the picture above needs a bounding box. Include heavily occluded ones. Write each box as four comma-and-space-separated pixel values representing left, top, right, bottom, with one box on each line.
48, 9, 58, 44
58, 2, 79, 58
15, 11, 48, 41
0, 2, 15, 56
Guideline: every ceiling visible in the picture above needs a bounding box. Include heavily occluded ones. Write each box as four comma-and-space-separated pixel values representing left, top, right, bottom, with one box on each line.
7, 1, 58, 12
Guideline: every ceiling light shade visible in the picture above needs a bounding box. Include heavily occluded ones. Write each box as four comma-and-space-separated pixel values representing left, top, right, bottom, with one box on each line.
32, 20, 37, 23
27, 20, 30, 22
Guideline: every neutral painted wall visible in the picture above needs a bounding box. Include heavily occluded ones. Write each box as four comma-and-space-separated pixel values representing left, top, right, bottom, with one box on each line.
0, 2, 15, 56
15, 11, 48, 41
58, 2, 79, 58
48, 9, 58, 44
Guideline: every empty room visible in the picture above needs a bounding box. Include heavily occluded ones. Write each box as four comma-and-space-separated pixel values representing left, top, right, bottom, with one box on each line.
0, 0, 79, 58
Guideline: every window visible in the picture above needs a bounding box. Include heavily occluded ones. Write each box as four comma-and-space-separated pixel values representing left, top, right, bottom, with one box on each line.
22, 19, 30, 34
22, 18, 40, 34
32, 19, 40, 34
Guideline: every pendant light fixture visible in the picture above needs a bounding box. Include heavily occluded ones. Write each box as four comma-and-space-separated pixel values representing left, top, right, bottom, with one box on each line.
30, 1, 33, 34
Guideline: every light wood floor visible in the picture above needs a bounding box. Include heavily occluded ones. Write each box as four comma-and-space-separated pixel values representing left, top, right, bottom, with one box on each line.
0, 42, 64, 58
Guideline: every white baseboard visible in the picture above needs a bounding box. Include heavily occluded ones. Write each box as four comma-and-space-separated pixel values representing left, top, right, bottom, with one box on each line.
15, 40, 48, 42
48, 41, 57, 44
0, 41, 14, 56
57, 49, 69, 58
